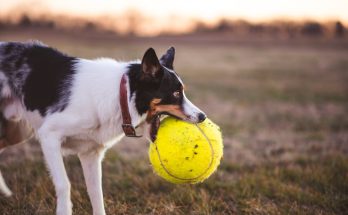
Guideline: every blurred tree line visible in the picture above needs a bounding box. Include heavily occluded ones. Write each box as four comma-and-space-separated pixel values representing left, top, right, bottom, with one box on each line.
0, 13, 346, 38
194, 19, 346, 38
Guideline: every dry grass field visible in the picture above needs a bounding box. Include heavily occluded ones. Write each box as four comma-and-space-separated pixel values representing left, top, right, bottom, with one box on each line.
0, 29, 348, 214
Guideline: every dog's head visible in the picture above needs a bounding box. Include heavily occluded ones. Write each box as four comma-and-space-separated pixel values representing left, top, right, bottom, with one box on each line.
131, 47, 206, 125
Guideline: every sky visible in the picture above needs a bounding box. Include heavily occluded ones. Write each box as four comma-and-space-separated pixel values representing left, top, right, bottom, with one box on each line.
0, 0, 347, 35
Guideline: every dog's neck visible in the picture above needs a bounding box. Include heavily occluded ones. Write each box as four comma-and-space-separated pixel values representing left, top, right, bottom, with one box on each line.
122, 72, 144, 127
125, 63, 160, 140
119, 73, 143, 137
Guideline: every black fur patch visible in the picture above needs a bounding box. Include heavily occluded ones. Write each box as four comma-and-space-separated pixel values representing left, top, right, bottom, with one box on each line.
0, 42, 76, 116
128, 64, 183, 115
23, 44, 77, 115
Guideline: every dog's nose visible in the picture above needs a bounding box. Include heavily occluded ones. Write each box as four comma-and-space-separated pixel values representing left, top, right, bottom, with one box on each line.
197, 113, 206, 123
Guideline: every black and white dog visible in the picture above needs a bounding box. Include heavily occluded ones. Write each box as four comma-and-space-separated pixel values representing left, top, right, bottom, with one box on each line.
0, 41, 206, 215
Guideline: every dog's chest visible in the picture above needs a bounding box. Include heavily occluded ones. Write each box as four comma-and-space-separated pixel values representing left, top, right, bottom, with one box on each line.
61, 121, 125, 155
23, 108, 126, 156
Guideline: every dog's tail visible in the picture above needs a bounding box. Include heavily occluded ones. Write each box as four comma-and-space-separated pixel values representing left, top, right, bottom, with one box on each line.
0, 120, 12, 197
0, 168, 12, 197
0, 117, 34, 197
0, 144, 12, 197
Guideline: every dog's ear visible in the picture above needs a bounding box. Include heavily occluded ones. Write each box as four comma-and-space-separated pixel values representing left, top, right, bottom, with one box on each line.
160, 47, 175, 69
141, 48, 162, 79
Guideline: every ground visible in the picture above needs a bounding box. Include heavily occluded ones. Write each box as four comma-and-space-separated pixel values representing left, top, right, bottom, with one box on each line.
0, 29, 348, 214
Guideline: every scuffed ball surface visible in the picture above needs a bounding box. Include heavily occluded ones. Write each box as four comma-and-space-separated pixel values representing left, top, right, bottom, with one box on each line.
149, 117, 223, 184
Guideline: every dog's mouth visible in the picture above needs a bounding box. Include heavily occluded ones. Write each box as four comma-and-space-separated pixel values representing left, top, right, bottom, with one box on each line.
146, 99, 206, 142
148, 111, 186, 142
148, 112, 201, 142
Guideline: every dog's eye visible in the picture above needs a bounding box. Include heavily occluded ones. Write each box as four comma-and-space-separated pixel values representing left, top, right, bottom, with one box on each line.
173, 91, 180, 98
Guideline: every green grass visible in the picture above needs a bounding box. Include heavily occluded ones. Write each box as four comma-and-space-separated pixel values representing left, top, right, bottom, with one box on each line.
1, 154, 347, 214
0, 29, 348, 214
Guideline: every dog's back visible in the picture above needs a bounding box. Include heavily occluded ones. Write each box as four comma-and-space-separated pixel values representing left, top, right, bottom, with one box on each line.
0, 41, 78, 118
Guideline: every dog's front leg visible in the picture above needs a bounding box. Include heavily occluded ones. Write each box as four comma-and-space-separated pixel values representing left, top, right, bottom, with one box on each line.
38, 129, 72, 215
78, 150, 106, 215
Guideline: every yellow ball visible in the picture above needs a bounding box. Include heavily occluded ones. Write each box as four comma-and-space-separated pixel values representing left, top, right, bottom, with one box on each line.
149, 117, 223, 184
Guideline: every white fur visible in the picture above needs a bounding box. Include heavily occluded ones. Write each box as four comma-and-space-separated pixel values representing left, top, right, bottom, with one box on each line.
38, 58, 144, 215
1, 57, 202, 215
2, 58, 144, 215
182, 92, 204, 122
0, 133, 12, 198
0, 170, 12, 197
3, 98, 24, 121
78, 149, 105, 215
0, 73, 11, 98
